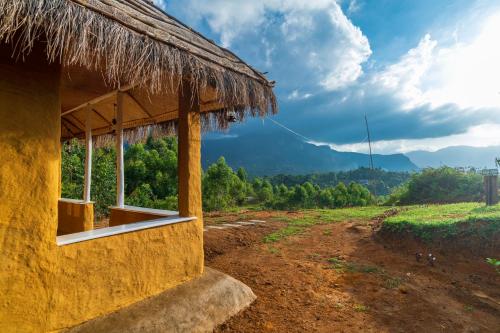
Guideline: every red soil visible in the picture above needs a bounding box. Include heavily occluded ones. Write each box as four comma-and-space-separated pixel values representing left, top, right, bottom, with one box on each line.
204, 211, 500, 333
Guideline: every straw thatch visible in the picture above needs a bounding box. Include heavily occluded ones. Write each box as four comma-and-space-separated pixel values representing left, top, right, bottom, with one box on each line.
0, 0, 277, 144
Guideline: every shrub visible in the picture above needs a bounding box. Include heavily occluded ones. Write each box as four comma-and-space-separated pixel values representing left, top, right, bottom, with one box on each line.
386, 167, 483, 205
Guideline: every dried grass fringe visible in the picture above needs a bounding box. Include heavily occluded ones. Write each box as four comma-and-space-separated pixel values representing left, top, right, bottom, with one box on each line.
0, 0, 277, 143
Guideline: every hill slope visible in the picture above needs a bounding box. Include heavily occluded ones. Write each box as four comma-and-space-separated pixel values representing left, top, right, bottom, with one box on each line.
406, 146, 500, 169
202, 132, 417, 176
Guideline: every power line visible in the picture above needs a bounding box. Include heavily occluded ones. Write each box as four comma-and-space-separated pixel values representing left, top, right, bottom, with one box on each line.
266, 117, 313, 142
267, 117, 369, 150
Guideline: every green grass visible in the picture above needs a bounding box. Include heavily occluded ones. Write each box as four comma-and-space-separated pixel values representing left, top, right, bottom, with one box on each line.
327, 257, 382, 274
267, 246, 280, 255
464, 305, 475, 312
263, 206, 390, 243
263, 226, 304, 243
353, 304, 369, 312
323, 230, 333, 236
313, 206, 390, 223
383, 203, 500, 241
486, 258, 500, 274
327, 257, 345, 270
383, 276, 403, 289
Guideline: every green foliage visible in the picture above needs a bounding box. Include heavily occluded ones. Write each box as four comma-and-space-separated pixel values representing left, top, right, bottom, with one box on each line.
126, 183, 154, 208
91, 147, 116, 219
125, 137, 178, 199
62, 139, 378, 218
383, 203, 500, 241
486, 258, 500, 274
386, 167, 483, 205
202, 157, 248, 211
266, 167, 410, 195
263, 226, 304, 243
61, 140, 115, 219
267, 180, 374, 210
61, 142, 85, 199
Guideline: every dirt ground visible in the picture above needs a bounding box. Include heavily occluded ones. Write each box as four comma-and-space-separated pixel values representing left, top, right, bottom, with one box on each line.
204, 211, 500, 333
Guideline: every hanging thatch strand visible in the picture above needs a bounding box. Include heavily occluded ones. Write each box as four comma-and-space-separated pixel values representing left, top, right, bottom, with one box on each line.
0, 0, 278, 140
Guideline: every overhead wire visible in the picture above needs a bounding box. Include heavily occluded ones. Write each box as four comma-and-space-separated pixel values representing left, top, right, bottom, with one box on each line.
266, 117, 368, 147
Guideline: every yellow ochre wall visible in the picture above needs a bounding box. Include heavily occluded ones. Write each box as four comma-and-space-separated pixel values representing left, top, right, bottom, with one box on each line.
0, 43, 204, 333
0, 42, 61, 332
57, 200, 94, 235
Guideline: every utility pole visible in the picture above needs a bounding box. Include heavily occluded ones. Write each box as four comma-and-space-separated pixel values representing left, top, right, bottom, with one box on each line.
364, 114, 374, 170
364, 114, 376, 197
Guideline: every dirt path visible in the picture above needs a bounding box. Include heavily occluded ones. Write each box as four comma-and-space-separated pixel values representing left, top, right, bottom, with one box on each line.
204, 212, 500, 333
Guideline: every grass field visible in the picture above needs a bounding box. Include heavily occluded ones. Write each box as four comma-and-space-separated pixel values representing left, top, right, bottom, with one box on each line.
264, 206, 388, 243
383, 202, 500, 240
260, 203, 500, 243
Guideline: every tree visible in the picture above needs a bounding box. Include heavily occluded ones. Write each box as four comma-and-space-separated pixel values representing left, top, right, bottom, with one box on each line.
257, 180, 274, 203
333, 183, 349, 208
91, 146, 116, 218
290, 185, 308, 208
318, 188, 334, 208
237, 167, 248, 182
386, 167, 483, 205
61, 141, 85, 199
126, 183, 154, 208
202, 157, 247, 211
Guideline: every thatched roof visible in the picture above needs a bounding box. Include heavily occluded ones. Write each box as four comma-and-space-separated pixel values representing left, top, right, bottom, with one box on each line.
0, 0, 277, 144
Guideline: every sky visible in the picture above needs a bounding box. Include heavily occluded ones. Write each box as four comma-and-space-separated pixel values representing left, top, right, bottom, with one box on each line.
156, 0, 500, 154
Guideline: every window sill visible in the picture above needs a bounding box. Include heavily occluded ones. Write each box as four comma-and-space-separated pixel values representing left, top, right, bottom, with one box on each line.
59, 198, 94, 204
109, 205, 178, 216
57, 215, 196, 246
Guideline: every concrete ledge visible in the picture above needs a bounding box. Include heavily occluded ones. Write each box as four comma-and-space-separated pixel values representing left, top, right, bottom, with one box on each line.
65, 267, 256, 333
110, 205, 178, 216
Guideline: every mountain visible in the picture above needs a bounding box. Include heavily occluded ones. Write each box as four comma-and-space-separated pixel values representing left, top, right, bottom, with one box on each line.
406, 146, 500, 169
201, 132, 417, 176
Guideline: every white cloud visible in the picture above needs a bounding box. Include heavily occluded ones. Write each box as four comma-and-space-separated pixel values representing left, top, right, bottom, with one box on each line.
174, 0, 371, 92
314, 123, 500, 154
347, 0, 362, 14
153, 0, 166, 10
372, 34, 437, 110
288, 90, 313, 100
318, 3, 371, 90
373, 11, 500, 111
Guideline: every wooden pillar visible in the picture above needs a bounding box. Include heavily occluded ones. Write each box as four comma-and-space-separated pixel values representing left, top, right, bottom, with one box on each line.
83, 107, 92, 203
484, 175, 499, 206
116, 92, 125, 207
178, 81, 203, 221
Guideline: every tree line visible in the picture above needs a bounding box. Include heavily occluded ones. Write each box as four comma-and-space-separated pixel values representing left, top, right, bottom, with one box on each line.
62, 138, 492, 217
265, 168, 410, 196
61, 137, 375, 217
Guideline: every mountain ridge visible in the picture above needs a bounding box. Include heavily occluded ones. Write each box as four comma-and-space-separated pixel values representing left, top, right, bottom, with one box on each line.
201, 132, 417, 176
405, 145, 500, 169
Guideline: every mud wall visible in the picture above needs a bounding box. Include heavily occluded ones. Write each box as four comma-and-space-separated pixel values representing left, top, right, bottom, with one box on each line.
58, 200, 94, 235
0, 44, 203, 332
109, 207, 166, 226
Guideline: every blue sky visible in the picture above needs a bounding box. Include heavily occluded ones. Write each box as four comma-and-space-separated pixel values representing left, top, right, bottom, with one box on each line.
157, 0, 500, 154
